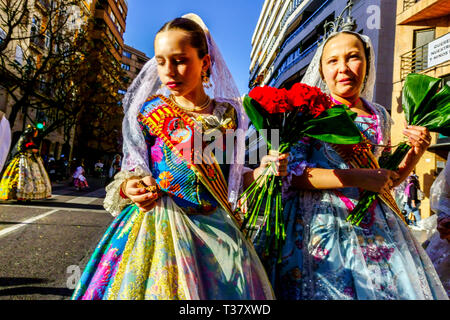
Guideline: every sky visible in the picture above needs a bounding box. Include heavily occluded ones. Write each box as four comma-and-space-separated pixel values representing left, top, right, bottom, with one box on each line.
123, 0, 265, 96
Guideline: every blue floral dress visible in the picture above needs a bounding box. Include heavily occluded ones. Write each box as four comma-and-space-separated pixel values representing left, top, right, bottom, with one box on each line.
254, 100, 448, 300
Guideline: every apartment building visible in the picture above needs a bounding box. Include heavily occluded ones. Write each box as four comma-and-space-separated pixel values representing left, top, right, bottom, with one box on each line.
391, 0, 450, 218
120, 44, 150, 94
91, 0, 127, 61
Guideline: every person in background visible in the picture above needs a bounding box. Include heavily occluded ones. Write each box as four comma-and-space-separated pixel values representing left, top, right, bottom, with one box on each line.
404, 172, 422, 225
94, 159, 104, 178
47, 155, 57, 182
0, 110, 11, 173
108, 154, 122, 180
73, 160, 89, 191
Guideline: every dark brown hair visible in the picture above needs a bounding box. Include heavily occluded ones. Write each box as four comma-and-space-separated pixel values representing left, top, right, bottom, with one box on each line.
157, 17, 210, 76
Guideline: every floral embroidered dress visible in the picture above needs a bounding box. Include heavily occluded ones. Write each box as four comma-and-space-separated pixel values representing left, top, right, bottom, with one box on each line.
254, 99, 448, 300
0, 130, 51, 200
71, 95, 274, 300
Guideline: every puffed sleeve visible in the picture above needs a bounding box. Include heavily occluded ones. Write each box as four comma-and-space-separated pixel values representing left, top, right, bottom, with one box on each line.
103, 110, 153, 216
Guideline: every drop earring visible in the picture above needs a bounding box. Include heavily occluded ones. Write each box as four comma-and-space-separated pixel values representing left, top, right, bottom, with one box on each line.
202, 71, 212, 89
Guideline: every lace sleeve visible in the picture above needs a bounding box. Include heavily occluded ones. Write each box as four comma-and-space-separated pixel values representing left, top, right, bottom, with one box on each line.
103, 165, 151, 217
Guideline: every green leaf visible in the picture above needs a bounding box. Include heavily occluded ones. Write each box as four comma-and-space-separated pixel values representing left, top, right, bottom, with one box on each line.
243, 95, 264, 132
402, 73, 442, 125
415, 84, 450, 135
302, 106, 363, 144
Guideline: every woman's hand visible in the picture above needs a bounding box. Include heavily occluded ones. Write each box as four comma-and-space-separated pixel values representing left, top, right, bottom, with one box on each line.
253, 152, 289, 180
402, 125, 432, 157
393, 125, 432, 185
123, 175, 160, 212
345, 168, 400, 194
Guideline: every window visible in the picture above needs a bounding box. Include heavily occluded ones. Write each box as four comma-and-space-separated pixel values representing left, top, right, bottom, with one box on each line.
31, 15, 41, 36
121, 63, 130, 71
414, 28, 435, 48
45, 30, 51, 49
15, 45, 24, 64
413, 28, 435, 72
123, 50, 132, 58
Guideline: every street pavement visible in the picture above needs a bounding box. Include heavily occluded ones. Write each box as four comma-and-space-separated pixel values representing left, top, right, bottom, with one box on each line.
0, 177, 113, 300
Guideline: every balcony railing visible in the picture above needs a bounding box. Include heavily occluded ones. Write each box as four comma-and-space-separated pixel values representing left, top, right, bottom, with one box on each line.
280, 0, 305, 31
249, 0, 304, 84
403, 0, 421, 12
280, 0, 332, 51
400, 43, 429, 80
268, 39, 319, 86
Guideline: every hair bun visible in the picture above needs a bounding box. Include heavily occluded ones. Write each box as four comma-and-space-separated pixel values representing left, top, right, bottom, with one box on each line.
182, 13, 209, 34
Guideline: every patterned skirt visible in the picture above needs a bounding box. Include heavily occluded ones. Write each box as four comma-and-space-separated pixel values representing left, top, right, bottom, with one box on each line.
0, 152, 52, 200
71, 196, 275, 300
254, 190, 449, 300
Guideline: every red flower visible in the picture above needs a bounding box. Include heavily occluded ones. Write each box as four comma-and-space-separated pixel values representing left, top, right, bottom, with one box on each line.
249, 86, 292, 114
287, 83, 332, 118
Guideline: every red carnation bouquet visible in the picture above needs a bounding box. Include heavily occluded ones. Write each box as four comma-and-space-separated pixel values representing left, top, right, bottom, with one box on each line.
237, 83, 363, 260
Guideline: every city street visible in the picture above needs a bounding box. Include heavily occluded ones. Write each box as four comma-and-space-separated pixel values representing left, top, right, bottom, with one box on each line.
0, 178, 113, 300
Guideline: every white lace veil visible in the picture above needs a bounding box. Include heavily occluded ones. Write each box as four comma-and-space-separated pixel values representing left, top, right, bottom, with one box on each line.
121, 13, 248, 207
301, 31, 376, 102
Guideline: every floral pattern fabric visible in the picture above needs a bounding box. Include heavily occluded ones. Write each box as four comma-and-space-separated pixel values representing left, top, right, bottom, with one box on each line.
254, 100, 448, 300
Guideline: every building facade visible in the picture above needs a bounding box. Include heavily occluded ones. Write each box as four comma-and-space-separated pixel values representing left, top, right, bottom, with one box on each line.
391, 0, 450, 218
121, 44, 150, 93
91, 0, 127, 61
249, 0, 396, 109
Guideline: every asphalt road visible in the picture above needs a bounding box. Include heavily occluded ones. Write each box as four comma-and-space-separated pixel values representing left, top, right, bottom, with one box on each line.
0, 177, 113, 300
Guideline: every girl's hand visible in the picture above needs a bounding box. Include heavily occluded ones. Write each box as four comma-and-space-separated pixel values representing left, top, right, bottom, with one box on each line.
402, 125, 432, 157
254, 152, 289, 179
352, 168, 400, 194
123, 175, 160, 212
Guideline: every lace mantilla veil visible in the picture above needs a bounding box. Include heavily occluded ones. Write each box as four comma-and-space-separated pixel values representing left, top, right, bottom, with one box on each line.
119, 13, 248, 210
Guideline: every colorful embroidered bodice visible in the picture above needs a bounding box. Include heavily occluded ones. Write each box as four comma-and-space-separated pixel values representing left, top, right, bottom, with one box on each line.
138, 96, 237, 215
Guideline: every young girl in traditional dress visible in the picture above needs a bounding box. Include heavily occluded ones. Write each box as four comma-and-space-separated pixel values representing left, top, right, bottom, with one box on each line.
253, 28, 448, 300
73, 160, 89, 191
71, 14, 274, 300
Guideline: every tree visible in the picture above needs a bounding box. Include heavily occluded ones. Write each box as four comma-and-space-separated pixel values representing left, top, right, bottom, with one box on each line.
0, 0, 126, 159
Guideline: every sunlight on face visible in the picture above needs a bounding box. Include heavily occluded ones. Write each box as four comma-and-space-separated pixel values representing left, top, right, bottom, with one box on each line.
154, 30, 210, 99
320, 33, 367, 101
